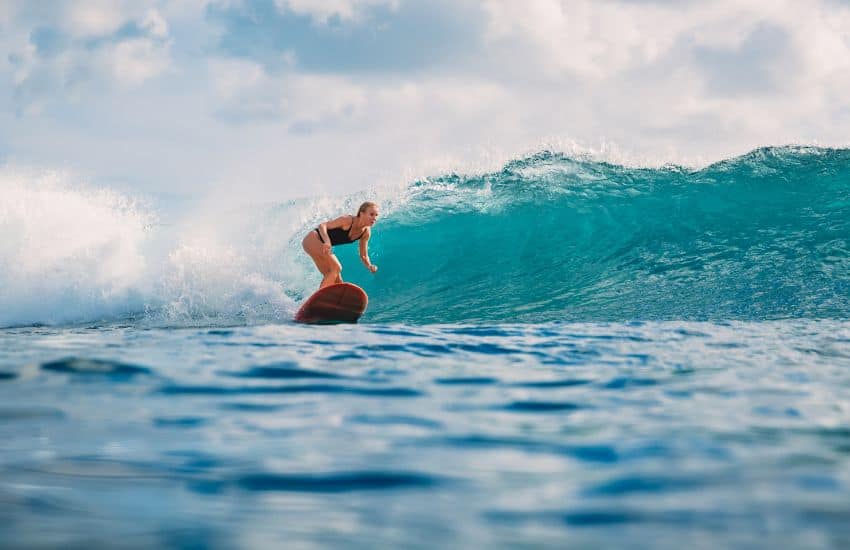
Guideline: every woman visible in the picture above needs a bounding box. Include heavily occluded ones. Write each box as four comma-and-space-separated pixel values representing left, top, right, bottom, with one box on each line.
302, 201, 379, 290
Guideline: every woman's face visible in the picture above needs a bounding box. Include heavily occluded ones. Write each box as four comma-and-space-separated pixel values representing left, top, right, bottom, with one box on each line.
362, 206, 380, 226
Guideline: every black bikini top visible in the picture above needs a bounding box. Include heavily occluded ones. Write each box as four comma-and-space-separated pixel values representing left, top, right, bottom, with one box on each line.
317, 221, 363, 246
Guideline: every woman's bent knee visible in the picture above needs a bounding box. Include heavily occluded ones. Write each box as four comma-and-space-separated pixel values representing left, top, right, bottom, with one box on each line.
321, 263, 341, 277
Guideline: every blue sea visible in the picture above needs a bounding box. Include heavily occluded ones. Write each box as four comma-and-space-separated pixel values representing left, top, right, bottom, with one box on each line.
2, 146, 850, 548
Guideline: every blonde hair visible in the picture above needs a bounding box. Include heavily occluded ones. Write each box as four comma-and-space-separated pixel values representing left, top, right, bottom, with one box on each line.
356, 201, 378, 216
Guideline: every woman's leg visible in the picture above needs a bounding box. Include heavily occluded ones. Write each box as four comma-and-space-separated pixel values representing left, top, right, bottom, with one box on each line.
324, 254, 343, 288
302, 232, 342, 289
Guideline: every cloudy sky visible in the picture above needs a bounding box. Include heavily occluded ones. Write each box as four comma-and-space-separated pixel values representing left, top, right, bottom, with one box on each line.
2, 0, 849, 200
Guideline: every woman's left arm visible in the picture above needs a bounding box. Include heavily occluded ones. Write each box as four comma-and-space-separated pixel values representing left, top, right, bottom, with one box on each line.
359, 228, 378, 273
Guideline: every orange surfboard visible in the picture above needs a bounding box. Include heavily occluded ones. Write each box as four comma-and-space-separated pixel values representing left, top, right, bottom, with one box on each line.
294, 283, 369, 324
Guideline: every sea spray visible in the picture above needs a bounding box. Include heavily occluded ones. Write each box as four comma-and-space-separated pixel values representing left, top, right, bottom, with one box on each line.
0, 169, 296, 327
0, 169, 152, 326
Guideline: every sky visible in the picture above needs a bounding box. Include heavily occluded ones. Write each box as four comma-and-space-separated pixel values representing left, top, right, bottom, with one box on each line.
1, 0, 850, 200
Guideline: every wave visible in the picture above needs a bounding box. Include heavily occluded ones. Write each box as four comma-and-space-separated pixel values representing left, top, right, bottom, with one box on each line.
339, 146, 850, 323
2, 145, 849, 327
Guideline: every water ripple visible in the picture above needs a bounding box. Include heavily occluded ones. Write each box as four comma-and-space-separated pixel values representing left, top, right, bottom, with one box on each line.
157, 384, 422, 397
584, 474, 707, 496
235, 471, 441, 492
503, 400, 584, 412
435, 377, 499, 386
227, 363, 342, 379
603, 377, 659, 389
218, 403, 286, 412
511, 379, 591, 388
153, 417, 208, 428
40, 357, 152, 378
0, 407, 65, 421
348, 414, 443, 429
436, 435, 619, 463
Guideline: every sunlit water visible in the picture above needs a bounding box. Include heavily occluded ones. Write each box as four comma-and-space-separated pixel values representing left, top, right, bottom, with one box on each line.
2, 321, 849, 548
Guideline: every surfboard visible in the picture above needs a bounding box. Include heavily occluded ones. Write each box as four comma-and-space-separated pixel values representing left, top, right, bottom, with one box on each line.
294, 283, 369, 324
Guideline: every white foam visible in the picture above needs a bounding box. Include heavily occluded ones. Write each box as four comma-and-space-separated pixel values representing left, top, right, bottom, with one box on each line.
0, 166, 305, 327
0, 168, 152, 326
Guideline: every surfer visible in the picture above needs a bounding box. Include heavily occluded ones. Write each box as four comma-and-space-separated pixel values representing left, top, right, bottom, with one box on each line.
302, 201, 380, 289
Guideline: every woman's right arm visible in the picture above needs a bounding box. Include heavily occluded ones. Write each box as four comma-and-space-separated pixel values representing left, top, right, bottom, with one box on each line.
316, 222, 331, 251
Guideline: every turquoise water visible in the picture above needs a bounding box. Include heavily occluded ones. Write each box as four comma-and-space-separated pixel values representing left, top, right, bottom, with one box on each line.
2, 147, 850, 548
341, 146, 850, 323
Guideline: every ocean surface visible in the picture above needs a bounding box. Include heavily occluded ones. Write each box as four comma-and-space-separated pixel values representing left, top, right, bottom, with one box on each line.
2, 146, 850, 548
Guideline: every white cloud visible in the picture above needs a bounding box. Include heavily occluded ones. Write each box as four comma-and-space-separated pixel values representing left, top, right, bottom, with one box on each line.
275, 0, 399, 23
0, 2, 15, 26
3, 0, 850, 205
481, 0, 682, 79
5, 5, 173, 110
104, 37, 172, 86
209, 58, 367, 129
478, 0, 850, 86
789, 3, 850, 79
66, 0, 126, 37
140, 8, 170, 39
